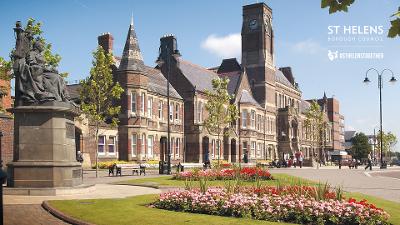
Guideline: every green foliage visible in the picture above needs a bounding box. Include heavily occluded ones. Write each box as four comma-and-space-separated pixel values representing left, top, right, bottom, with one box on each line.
80, 46, 124, 176
80, 46, 124, 128
1, 18, 69, 80
321, 0, 355, 14
349, 132, 372, 159
0, 57, 12, 81
321, 1, 400, 38
203, 77, 239, 164
388, 17, 400, 38
92, 160, 129, 169
376, 131, 397, 154
304, 100, 327, 160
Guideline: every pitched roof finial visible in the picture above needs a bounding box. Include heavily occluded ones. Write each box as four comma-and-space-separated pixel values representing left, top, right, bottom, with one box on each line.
131, 12, 134, 26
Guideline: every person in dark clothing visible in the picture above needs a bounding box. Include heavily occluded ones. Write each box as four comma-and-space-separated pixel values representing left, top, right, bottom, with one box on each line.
365, 153, 372, 170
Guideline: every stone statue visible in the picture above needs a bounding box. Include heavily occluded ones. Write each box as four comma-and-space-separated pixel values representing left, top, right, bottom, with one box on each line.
12, 21, 70, 104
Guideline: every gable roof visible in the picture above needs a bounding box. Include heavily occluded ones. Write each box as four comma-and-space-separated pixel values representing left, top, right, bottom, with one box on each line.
145, 66, 182, 99
177, 59, 219, 92
275, 70, 296, 88
239, 89, 262, 108
300, 99, 311, 113
218, 71, 241, 95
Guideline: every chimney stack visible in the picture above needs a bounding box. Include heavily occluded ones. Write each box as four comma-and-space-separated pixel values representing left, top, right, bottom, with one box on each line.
98, 32, 114, 53
158, 35, 181, 63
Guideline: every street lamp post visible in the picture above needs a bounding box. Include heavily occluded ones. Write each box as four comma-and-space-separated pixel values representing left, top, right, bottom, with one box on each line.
156, 43, 180, 175
363, 68, 397, 169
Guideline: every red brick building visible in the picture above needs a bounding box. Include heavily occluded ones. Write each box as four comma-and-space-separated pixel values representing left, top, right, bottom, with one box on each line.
66, 2, 344, 165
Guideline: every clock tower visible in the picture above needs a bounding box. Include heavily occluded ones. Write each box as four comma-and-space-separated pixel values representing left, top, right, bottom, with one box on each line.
241, 3, 275, 109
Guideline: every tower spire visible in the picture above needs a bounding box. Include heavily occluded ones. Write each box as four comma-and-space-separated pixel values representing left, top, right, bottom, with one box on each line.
118, 15, 144, 71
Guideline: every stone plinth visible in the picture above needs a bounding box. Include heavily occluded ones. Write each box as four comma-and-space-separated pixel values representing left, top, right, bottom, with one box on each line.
7, 102, 82, 188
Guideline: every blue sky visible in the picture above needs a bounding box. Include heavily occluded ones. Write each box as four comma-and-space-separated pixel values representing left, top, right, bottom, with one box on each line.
1, 0, 399, 151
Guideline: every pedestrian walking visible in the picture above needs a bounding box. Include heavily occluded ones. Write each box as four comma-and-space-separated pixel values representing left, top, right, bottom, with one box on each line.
338, 158, 342, 169
365, 153, 372, 171
298, 151, 303, 168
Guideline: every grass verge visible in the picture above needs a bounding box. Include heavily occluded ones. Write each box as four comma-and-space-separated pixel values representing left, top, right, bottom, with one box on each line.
115, 173, 316, 188
48, 175, 400, 225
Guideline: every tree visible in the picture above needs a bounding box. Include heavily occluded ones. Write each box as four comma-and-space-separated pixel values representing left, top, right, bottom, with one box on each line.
79, 46, 124, 178
203, 77, 238, 165
304, 100, 328, 163
0, 57, 12, 112
349, 132, 371, 160
376, 131, 397, 158
0, 18, 68, 81
321, 1, 400, 38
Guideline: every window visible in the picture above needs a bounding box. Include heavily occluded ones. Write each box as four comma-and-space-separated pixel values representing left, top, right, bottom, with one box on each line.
108, 136, 116, 155
243, 141, 248, 157
169, 103, 174, 121
131, 92, 136, 113
257, 115, 261, 131
98, 135, 105, 155
251, 110, 256, 128
175, 138, 180, 157
147, 97, 153, 117
141, 133, 146, 155
170, 137, 174, 156
175, 104, 179, 120
158, 100, 163, 120
147, 135, 153, 158
131, 134, 137, 157
242, 110, 247, 128
251, 141, 256, 157
197, 102, 203, 122
141, 92, 145, 114
257, 143, 262, 158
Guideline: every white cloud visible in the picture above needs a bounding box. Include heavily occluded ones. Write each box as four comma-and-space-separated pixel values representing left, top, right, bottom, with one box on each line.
289, 39, 325, 55
201, 33, 241, 59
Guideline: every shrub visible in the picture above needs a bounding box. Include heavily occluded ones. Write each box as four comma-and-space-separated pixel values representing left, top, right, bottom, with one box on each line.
154, 187, 390, 225
174, 167, 272, 181
92, 160, 129, 169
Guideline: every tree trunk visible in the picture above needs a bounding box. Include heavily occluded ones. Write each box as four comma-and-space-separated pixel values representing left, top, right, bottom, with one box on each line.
95, 123, 99, 178
217, 132, 220, 166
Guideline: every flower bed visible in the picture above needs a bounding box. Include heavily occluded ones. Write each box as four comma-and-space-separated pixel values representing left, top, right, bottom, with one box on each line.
174, 167, 272, 181
153, 187, 390, 225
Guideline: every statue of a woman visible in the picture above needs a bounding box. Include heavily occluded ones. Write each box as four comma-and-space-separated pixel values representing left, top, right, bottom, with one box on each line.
12, 21, 70, 104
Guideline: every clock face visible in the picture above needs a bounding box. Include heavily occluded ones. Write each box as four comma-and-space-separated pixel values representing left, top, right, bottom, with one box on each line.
249, 19, 258, 30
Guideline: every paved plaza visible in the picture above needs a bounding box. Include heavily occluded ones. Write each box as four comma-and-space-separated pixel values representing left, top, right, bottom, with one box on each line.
4, 167, 400, 224
4, 170, 162, 225
270, 166, 400, 203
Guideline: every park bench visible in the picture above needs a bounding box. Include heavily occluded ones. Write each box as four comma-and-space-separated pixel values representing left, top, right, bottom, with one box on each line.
109, 163, 146, 176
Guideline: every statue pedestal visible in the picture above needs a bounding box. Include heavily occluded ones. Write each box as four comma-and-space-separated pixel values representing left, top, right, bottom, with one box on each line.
7, 102, 82, 188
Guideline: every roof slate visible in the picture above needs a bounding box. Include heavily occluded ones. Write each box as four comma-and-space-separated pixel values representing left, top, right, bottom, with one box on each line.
145, 66, 182, 99
240, 89, 261, 108
118, 23, 145, 71
178, 59, 219, 92
275, 70, 295, 88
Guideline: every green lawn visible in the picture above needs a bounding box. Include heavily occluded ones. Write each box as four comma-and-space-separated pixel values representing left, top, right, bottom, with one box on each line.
49, 194, 292, 225
115, 173, 316, 188
49, 175, 400, 225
